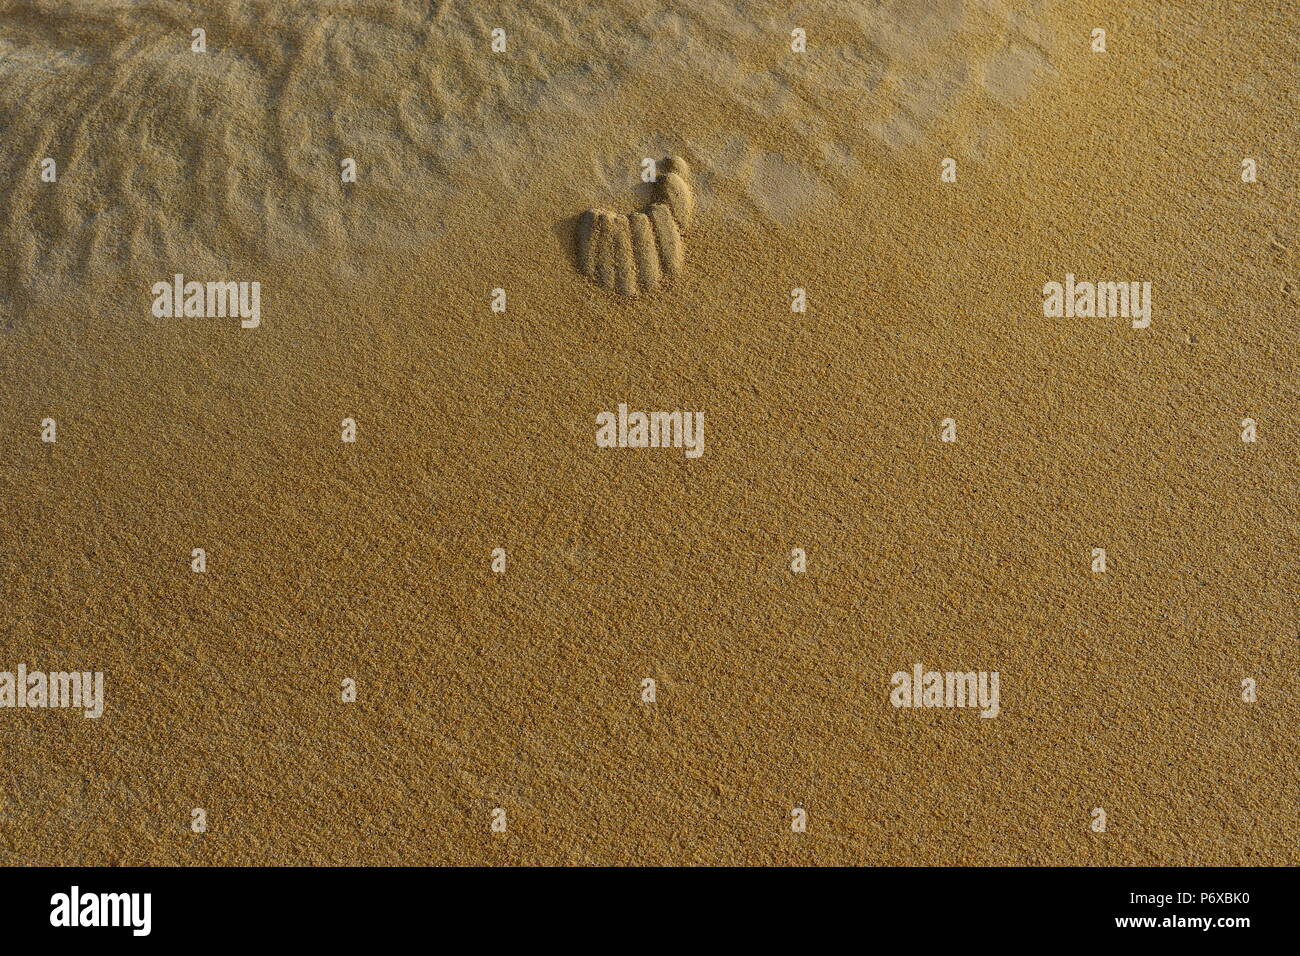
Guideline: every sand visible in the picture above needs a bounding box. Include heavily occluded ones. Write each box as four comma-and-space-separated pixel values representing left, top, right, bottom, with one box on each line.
0, 0, 1297, 865
580, 157, 693, 294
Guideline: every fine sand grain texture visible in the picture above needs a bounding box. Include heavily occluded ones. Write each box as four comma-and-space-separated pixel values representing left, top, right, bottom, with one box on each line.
0, 0, 1297, 865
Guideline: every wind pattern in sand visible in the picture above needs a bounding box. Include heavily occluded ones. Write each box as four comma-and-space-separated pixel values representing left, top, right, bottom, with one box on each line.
0, 0, 1058, 321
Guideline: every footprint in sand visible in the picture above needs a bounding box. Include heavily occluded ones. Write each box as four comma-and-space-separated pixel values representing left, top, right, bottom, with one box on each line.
576, 156, 694, 296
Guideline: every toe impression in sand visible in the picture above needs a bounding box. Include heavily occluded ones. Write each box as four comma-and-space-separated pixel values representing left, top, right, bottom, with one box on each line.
576, 155, 694, 296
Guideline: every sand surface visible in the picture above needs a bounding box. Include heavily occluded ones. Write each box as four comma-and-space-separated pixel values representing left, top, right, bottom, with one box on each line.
1, 0, 1297, 865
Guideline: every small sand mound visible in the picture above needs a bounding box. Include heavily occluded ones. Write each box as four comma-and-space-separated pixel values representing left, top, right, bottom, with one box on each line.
576, 155, 693, 296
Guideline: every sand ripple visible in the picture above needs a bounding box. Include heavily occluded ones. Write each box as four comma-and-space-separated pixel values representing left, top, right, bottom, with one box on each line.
0, 0, 1059, 314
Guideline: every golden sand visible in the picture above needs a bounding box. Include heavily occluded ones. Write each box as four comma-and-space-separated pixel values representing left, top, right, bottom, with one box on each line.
0, 0, 1297, 865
